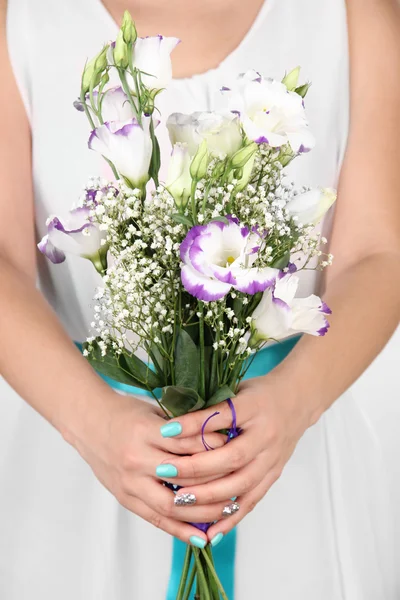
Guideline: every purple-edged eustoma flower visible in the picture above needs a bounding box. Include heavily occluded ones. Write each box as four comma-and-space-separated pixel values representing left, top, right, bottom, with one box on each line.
250, 272, 331, 343
222, 70, 315, 154
88, 116, 154, 188
180, 219, 278, 302
101, 86, 136, 122
37, 207, 107, 268
166, 143, 192, 207
167, 111, 243, 158
286, 188, 336, 226
131, 35, 180, 91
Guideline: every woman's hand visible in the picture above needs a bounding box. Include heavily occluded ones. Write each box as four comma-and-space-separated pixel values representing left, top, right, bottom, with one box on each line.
65, 390, 238, 546
157, 374, 319, 544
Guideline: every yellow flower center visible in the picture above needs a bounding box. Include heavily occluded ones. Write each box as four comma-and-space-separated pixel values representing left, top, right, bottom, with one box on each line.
226, 256, 235, 265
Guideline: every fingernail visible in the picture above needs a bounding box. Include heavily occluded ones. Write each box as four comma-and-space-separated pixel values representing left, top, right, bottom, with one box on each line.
222, 502, 240, 517
174, 493, 196, 506
190, 535, 206, 549
156, 464, 178, 478
160, 422, 182, 438
231, 496, 237, 501
210, 532, 224, 548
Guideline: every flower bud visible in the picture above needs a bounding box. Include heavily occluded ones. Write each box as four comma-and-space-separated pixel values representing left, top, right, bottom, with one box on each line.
190, 140, 209, 180
166, 143, 192, 207
121, 10, 137, 45
234, 152, 256, 192
113, 30, 129, 68
282, 66, 301, 91
82, 46, 109, 94
230, 142, 257, 169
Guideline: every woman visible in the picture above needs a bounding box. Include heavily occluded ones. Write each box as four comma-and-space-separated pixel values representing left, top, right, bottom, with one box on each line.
0, 0, 399, 598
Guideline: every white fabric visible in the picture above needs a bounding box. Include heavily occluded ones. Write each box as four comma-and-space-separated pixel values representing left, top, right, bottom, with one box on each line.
1, 0, 397, 598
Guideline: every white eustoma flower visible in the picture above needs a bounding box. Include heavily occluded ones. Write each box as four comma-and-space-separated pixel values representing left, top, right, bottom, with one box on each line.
167, 111, 243, 158
131, 35, 180, 90
88, 116, 154, 187
180, 218, 278, 302
37, 207, 106, 265
101, 86, 135, 122
166, 143, 192, 206
223, 70, 315, 153
286, 188, 336, 225
251, 272, 331, 342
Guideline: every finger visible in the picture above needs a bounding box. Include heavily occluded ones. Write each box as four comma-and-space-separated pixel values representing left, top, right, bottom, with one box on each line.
157, 432, 228, 455
139, 479, 237, 524
205, 468, 282, 542
118, 489, 207, 546
175, 452, 275, 505
164, 434, 261, 480
162, 399, 250, 440
122, 477, 231, 525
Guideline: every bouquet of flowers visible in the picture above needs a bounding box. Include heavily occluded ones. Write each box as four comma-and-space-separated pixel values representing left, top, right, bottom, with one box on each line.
38, 12, 335, 600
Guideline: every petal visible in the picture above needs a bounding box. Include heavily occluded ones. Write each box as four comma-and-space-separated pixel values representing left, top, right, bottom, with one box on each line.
252, 288, 293, 340
181, 265, 231, 302
101, 86, 135, 122
48, 219, 103, 258
234, 267, 277, 295
37, 235, 65, 264
291, 295, 330, 336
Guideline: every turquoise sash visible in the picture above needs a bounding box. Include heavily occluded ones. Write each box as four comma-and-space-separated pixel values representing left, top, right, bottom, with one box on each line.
77, 336, 300, 599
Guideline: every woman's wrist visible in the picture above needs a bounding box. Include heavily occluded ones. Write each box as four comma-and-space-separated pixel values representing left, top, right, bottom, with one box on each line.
259, 367, 326, 430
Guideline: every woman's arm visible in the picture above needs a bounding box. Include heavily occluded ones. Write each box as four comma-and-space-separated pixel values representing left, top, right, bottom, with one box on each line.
275, 0, 400, 421
155, 0, 400, 541
0, 2, 235, 546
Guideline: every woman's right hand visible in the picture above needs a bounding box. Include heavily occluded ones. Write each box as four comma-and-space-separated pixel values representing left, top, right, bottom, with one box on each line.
67, 391, 232, 545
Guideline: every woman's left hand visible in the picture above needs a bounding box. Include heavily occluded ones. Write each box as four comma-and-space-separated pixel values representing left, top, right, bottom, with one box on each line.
158, 374, 321, 541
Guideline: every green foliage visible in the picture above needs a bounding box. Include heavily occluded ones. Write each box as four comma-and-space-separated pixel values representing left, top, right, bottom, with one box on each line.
206, 385, 236, 408
84, 339, 164, 390
174, 329, 199, 390
162, 386, 205, 416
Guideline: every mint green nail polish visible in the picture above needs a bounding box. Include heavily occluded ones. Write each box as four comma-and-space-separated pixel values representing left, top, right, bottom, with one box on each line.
190, 535, 206, 549
160, 422, 182, 438
156, 464, 178, 478
210, 533, 224, 548
231, 496, 237, 501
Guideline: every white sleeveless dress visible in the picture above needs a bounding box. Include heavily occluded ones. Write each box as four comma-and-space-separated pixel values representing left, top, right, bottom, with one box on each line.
1, 0, 397, 598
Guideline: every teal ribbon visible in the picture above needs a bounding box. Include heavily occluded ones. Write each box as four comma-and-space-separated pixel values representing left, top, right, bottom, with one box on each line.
76, 336, 300, 599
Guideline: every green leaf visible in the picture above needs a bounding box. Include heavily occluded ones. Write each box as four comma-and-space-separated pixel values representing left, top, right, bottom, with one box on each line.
295, 82, 311, 98
206, 385, 236, 408
171, 213, 194, 227
271, 251, 291, 269
162, 386, 205, 416
124, 351, 164, 390
233, 298, 243, 318
175, 329, 199, 390
83, 341, 142, 387
204, 346, 213, 397
149, 126, 161, 183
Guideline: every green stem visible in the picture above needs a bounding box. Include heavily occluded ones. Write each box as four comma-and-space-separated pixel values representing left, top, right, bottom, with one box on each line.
200, 549, 228, 600
198, 302, 206, 400
193, 549, 211, 600
119, 69, 141, 124
191, 180, 198, 224
205, 547, 220, 600
182, 563, 197, 600
176, 545, 192, 600
149, 117, 160, 188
